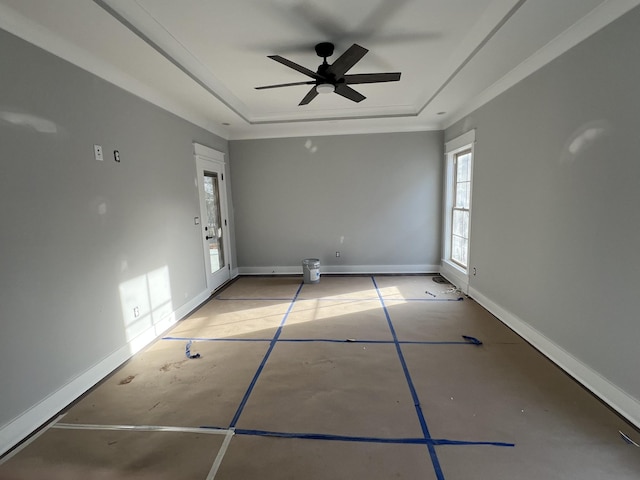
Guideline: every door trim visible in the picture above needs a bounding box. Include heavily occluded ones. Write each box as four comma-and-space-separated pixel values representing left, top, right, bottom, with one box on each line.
193, 143, 231, 292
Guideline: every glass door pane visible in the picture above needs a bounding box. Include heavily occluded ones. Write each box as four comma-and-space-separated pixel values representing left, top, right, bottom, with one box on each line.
204, 172, 225, 273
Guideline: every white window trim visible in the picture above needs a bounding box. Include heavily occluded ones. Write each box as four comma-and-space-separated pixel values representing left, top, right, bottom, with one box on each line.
441, 130, 475, 292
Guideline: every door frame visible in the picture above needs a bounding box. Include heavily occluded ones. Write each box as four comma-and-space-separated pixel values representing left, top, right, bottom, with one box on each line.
194, 143, 231, 293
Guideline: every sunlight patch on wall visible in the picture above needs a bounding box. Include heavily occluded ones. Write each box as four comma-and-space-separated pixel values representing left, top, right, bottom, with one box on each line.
561, 120, 611, 164
119, 266, 175, 353
0, 111, 59, 133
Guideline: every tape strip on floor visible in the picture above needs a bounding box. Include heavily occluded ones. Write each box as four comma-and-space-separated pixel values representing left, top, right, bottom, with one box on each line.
53, 423, 231, 435
0, 414, 65, 465
228, 282, 304, 428
222, 428, 514, 447
215, 297, 464, 302
51, 423, 234, 480
163, 336, 479, 346
206, 428, 235, 480
372, 275, 445, 480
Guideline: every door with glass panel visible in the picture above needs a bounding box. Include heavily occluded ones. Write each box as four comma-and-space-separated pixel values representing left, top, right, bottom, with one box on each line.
196, 148, 230, 292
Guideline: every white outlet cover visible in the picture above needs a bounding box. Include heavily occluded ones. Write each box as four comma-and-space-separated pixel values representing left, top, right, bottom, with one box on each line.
93, 144, 103, 161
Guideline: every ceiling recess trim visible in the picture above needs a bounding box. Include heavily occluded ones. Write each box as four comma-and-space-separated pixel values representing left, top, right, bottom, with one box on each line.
93, 0, 468, 126
417, 0, 527, 115
0, 1, 229, 139
94, 0, 251, 123
444, 0, 640, 129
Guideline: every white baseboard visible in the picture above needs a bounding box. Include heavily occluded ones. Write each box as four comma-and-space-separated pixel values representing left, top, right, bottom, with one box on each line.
237, 264, 440, 276
469, 286, 640, 430
439, 261, 469, 294
0, 288, 212, 457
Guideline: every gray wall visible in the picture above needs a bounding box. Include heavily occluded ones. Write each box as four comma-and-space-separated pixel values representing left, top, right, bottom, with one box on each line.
446, 7, 640, 402
229, 132, 443, 271
0, 29, 230, 433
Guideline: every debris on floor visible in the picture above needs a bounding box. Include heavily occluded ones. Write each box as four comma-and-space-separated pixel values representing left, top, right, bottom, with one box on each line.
462, 335, 483, 346
185, 340, 201, 359
118, 375, 135, 385
619, 431, 639, 446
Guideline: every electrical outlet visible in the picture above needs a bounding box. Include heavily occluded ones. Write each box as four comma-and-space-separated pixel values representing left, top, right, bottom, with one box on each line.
336, 251, 340, 257
93, 144, 103, 161
473, 267, 477, 276
133, 306, 140, 318
113, 150, 120, 162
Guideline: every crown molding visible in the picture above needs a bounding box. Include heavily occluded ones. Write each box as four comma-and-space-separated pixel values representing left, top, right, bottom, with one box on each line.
445, 0, 640, 129
0, 2, 231, 140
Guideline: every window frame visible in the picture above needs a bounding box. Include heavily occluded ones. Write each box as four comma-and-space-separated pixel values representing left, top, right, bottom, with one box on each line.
442, 130, 475, 282
451, 148, 472, 268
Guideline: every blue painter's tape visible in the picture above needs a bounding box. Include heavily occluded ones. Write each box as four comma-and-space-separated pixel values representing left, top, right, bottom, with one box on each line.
185, 340, 201, 359
215, 296, 463, 302
371, 276, 445, 480
164, 336, 477, 346
228, 282, 304, 428
234, 429, 425, 444
164, 337, 272, 342
432, 439, 514, 447
199, 426, 514, 448
462, 335, 483, 346
281, 338, 388, 344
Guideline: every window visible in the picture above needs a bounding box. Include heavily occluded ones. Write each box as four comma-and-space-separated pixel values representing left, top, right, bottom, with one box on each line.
451, 149, 471, 267
443, 130, 474, 277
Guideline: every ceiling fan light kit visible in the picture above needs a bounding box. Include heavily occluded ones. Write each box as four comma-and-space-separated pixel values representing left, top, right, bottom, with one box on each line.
256, 42, 401, 106
315, 83, 335, 94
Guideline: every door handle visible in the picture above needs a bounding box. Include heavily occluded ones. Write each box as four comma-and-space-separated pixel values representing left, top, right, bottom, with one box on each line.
205, 235, 214, 240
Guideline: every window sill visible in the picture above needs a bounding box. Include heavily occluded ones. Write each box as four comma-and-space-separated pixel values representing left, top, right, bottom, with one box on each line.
440, 260, 469, 294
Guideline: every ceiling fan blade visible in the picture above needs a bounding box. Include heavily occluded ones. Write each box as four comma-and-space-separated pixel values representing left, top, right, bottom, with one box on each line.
255, 81, 316, 90
268, 55, 324, 80
334, 84, 366, 103
299, 87, 319, 105
343, 72, 401, 84
327, 44, 368, 77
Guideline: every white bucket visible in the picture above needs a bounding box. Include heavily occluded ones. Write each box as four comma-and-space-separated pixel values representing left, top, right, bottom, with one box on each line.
302, 258, 320, 284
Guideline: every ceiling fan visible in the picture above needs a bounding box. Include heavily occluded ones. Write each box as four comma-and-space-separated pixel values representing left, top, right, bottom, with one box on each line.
255, 42, 401, 105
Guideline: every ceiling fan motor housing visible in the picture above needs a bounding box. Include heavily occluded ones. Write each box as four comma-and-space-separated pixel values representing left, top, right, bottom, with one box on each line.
315, 42, 335, 59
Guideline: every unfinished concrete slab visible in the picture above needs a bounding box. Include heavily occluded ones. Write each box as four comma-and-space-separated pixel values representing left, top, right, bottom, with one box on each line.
216, 276, 301, 299
0, 427, 227, 480
435, 441, 640, 480
374, 275, 463, 300
281, 299, 393, 340
297, 275, 380, 300
216, 435, 439, 480
63, 340, 269, 427
2, 275, 638, 479
234, 342, 425, 438
170, 299, 291, 339
385, 298, 523, 344
403, 342, 632, 443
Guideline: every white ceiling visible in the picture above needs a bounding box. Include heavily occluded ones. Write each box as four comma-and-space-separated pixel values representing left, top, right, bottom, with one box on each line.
1, 0, 638, 140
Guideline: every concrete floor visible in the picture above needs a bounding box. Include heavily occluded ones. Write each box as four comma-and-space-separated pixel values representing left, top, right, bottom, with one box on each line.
1, 275, 639, 479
